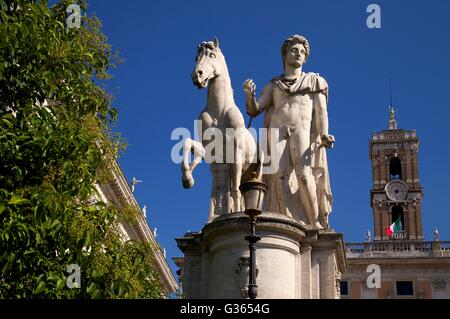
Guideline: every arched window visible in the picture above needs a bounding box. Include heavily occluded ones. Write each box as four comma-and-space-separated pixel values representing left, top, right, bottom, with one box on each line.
389, 157, 402, 180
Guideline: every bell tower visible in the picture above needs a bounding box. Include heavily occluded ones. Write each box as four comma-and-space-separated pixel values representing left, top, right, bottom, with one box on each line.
369, 108, 424, 240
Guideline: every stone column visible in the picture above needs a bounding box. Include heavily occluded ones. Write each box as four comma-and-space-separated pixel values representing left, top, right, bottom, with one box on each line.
300, 244, 312, 298
311, 256, 320, 299
176, 232, 204, 299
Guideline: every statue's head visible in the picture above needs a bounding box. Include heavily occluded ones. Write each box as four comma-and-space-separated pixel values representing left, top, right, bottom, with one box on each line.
281, 34, 310, 69
192, 37, 225, 89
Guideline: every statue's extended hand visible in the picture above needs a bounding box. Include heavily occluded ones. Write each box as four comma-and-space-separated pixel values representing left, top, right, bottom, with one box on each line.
243, 79, 256, 98
321, 134, 335, 148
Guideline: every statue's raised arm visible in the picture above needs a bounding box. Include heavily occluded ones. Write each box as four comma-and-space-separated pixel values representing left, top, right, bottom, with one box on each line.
243, 79, 273, 118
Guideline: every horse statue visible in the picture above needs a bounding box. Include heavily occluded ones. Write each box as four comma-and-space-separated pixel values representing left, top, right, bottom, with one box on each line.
181, 37, 258, 219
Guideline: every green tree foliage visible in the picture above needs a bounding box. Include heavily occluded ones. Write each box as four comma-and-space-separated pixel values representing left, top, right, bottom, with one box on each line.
0, 0, 162, 298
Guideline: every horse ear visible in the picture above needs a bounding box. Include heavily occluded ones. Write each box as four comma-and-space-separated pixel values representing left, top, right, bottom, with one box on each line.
213, 36, 219, 48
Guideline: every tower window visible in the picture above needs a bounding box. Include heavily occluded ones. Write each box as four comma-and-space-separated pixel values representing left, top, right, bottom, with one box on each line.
396, 281, 413, 296
391, 206, 405, 238
391, 206, 404, 230
389, 157, 402, 180
340, 281, 348, 296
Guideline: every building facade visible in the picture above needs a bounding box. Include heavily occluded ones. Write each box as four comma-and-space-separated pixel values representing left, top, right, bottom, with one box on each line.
342, 110, 450, 299
95, 161, 178, 296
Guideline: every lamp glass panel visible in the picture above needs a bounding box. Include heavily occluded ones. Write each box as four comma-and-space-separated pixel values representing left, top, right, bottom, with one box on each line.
243, 188, 265, 211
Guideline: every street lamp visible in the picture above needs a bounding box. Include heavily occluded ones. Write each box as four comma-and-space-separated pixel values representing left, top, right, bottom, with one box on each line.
239, 173, 268, 299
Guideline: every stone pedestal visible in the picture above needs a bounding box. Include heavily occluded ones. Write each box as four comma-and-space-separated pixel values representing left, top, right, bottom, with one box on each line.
176, 212, 347, 299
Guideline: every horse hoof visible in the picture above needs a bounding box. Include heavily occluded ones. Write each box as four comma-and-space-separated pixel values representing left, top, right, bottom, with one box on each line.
182, 177, 194, 189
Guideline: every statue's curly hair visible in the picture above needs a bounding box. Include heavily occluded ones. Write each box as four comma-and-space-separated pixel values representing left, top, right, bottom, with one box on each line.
281, 35, 310, 65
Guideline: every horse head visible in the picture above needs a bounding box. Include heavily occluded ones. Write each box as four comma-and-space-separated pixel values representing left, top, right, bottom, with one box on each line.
192, 37, 225, 89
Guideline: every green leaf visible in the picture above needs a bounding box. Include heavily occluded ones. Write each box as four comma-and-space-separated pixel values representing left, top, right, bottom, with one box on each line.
49, 219, 60, 229
35, 231, 41, 244
8, 196, 29, 205
34, 281, 46, 295
56, 279, 65, 290
84, 231, 92, 247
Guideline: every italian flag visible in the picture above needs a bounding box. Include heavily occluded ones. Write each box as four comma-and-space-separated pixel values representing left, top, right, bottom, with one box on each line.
386, 218, 402, 237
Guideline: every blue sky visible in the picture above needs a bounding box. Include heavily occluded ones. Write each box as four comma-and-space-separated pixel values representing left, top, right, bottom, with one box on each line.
86, 0, 450, 274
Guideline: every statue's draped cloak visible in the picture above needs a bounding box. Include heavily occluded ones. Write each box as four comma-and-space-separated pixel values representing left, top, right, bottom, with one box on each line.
264, 72, 332, 226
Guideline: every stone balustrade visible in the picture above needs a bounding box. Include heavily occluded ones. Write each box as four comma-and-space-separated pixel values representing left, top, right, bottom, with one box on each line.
345, 240, 450, 258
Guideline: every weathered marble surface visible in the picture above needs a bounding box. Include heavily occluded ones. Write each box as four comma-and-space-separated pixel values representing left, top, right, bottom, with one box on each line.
244, 35, 334, 229
181, 38, 257, 219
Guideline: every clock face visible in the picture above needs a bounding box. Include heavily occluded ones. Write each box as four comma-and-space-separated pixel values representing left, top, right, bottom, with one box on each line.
385, 180, 408, 201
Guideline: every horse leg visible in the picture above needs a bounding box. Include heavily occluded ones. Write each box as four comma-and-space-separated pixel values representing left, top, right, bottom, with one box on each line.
229, 138, 244, 212
181, 138, 193, 188
182, 138, 205, 189
228, 162, 241, 212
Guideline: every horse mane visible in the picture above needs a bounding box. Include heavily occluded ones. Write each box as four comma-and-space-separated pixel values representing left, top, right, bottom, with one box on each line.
196, 41, 225, 63
197, 41, 219, 54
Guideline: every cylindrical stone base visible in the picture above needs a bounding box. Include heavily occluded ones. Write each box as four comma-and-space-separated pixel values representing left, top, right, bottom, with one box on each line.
176, 212, 347, 299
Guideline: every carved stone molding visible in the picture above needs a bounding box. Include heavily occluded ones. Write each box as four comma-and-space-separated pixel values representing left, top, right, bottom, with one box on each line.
234, 256, 259, 298
335, 270, 342, 297
431, 277, 447, 289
